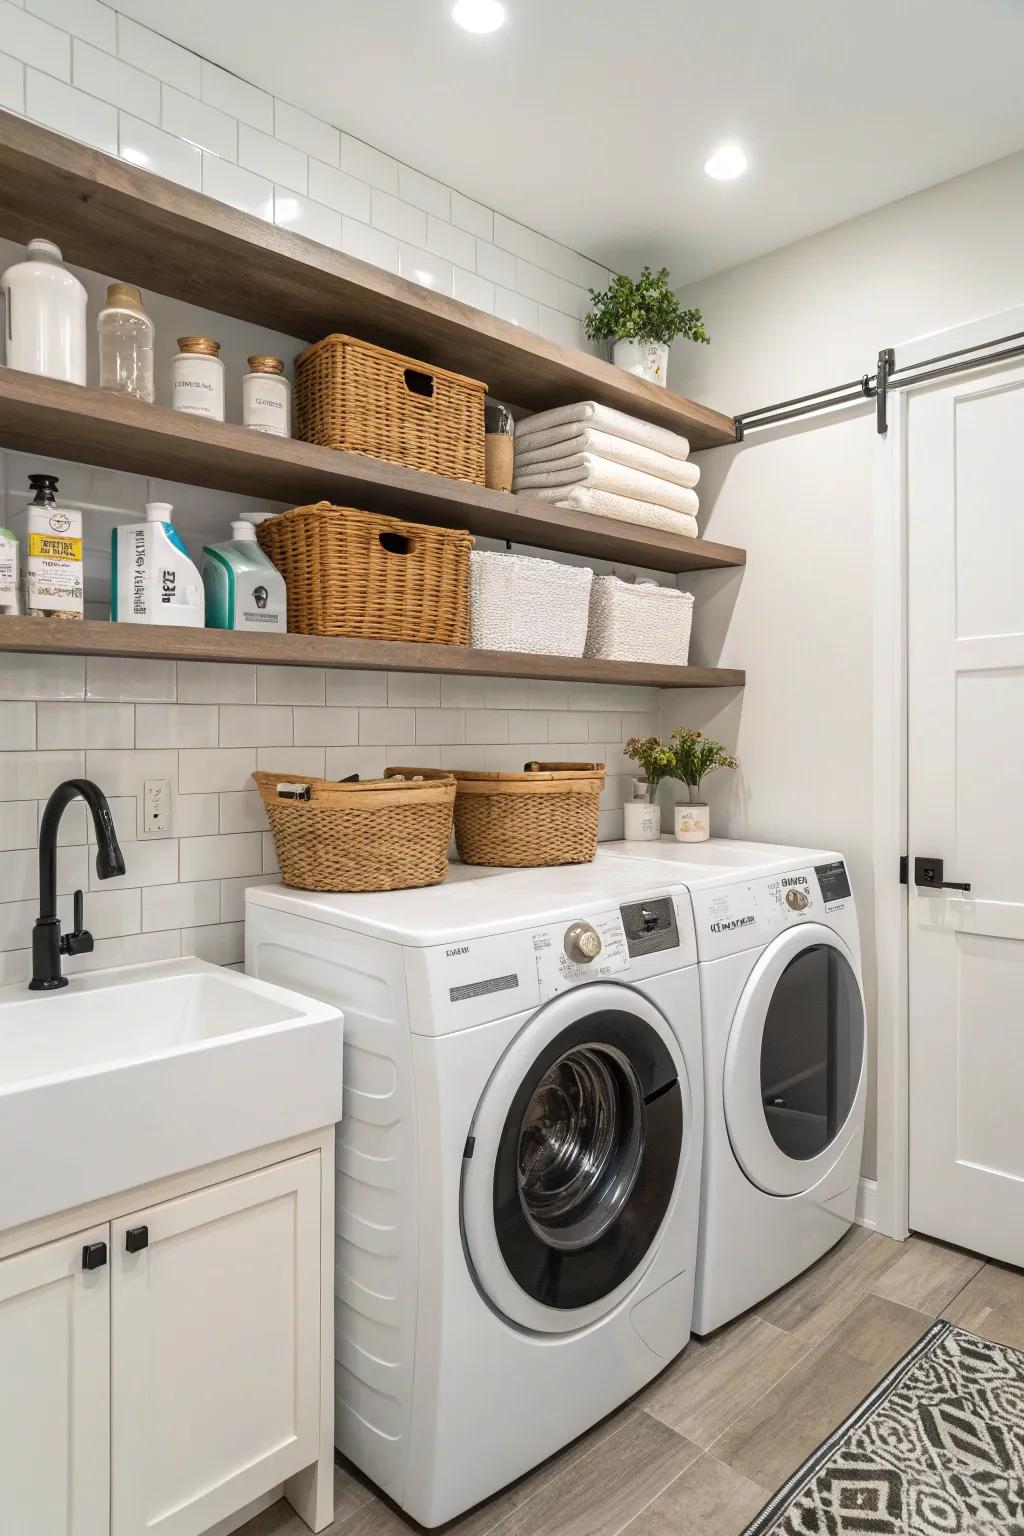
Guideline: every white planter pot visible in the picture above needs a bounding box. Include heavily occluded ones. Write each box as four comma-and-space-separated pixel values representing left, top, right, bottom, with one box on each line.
612, 338, 669, 388
623, 800, 662, 841
674, 802, 710, 842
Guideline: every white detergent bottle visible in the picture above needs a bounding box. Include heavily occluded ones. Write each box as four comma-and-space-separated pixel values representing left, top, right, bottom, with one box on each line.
111, 502, 205, 627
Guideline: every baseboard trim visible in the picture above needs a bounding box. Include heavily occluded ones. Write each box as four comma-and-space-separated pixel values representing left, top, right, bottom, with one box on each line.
855, 1177, 878, 1230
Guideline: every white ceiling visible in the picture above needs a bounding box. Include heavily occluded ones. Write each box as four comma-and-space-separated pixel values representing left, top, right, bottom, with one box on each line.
118, 0, 1024, 285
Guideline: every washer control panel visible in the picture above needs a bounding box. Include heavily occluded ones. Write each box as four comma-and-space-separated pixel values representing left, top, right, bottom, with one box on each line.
533, 909, 629, 998
619, 897, 679, 957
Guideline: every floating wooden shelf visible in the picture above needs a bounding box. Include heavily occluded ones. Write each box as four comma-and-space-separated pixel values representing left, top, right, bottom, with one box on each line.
0, 617, 745, 689
0, 371, 745, 576
0, 111, 736, 449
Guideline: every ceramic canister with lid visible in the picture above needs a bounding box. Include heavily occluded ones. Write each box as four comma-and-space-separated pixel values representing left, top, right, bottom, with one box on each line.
0, 238, 87, 383
242, 355, 290, 437
172, 336, 225, 420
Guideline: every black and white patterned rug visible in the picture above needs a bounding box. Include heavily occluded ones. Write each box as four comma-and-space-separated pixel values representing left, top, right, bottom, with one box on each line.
741, 1321, 1024, 1535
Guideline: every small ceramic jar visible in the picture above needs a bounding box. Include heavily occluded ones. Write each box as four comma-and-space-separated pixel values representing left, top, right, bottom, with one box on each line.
674, 802, 710, 842
242, 355, 290, 437
172, 336, 225, 420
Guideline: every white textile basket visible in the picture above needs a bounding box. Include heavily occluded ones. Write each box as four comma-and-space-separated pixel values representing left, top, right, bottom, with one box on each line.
584, 576, 694, 664
470, 551, 593, 656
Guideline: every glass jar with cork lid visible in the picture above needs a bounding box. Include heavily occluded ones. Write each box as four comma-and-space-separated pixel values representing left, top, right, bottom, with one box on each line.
242, 355, 290, 437
172, 336, 225, 421
98, 282, 154, 402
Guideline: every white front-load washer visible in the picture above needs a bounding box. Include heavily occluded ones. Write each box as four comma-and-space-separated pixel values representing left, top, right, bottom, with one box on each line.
245, 860, 704, 1526
601, 838, 867, 1335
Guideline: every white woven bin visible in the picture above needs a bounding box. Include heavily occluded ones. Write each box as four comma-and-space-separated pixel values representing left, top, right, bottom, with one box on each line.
584, 576, 694, 664
470, 551, 593, 656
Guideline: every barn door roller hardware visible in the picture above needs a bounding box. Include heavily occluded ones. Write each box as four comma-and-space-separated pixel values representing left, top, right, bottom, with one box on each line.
734, 330, 1024, 441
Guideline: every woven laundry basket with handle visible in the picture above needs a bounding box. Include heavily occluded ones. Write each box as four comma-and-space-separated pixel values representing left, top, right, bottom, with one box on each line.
253, 770, 456, 892
387, 762, 605, 867
584, 576, 694, 665
469, 551, 593, 656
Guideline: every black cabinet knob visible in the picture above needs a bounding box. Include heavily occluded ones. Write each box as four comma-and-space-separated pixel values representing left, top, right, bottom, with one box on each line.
82, 1241, 107, 1271
125, 1225, 149, 1254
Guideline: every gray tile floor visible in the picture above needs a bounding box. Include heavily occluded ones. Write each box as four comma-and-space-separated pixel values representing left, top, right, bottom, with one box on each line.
241, 1230, 1016, 1536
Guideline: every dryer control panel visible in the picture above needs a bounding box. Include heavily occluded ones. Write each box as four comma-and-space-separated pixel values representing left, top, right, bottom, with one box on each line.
692, 861, 856, 960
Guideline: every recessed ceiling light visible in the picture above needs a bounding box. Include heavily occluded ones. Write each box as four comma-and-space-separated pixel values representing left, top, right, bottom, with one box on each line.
452, 0, 506, 33
704, 144, 748, 181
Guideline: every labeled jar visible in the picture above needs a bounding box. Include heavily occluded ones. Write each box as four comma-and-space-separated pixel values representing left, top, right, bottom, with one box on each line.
242, 355, 290, 437
98, 282, 154, 403
172, 336, 225, 421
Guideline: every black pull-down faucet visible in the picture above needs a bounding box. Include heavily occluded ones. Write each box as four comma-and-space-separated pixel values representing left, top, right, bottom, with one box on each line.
29, 779, 126, 991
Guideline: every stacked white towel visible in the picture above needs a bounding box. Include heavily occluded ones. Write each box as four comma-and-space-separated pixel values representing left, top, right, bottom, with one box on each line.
513, 401, 699, 538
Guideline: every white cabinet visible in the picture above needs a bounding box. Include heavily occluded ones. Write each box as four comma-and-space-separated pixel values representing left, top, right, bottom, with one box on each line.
0, 1225, 110, 1536
111, 1155, 321, 1536
0, 1132, 334, 1536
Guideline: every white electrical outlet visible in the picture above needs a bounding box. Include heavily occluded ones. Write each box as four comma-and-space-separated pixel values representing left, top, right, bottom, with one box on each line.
143, 778, 172, 836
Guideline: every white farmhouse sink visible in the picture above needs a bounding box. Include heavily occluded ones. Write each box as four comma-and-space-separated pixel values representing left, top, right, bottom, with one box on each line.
0, 957, 343, 1234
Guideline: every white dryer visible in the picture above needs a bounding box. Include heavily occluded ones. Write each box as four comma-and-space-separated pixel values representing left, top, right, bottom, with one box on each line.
601, 839, 867, 1335
245, 860, 704, 1527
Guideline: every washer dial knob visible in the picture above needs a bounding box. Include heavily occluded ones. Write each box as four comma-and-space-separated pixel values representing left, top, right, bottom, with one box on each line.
785, 888, 810, 911
564, 922, 602, 963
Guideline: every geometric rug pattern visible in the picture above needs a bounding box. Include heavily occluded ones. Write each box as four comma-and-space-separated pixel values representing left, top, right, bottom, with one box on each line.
741, 1322, 1024, 1535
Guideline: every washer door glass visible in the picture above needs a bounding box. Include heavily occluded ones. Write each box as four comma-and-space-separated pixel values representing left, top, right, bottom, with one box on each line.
723, 924, 866, 1198
760, 945, 864, 1161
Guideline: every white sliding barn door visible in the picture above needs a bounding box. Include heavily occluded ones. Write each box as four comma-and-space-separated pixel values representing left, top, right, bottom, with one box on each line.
907, 360, 1024, 1261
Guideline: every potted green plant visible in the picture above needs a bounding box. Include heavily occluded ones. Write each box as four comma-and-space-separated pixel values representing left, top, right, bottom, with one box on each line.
584, 265, 709, 388
669, 728, 737, 842
623, 735, 674, 840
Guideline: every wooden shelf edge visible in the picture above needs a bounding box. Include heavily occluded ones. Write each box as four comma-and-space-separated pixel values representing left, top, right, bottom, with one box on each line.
0, 110, 736, 449
0, 617, 746, 689
0, 370, 746, 575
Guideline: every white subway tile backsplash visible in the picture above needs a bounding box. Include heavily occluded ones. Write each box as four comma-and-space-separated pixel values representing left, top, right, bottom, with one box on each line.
507, 711, 549, 744
37, 701, 132, 749
476, 240, 517, 288
25, 68, 116, 150
180, 832, 262, 882
358, 708, 415, 746
516, 259, 561, 309
85, 748, 177, 800
218, 705, 293, 747
398, 243, 453, 295
93, 838, 177, 892
1, 0, 70, 77
465, 710, 508, 745
218, 791, 267, 834
494, 287, 539, 332
0, 50, 24, 111
178, 662, 255, 704
292, 707, 358, 747
483, 678, 530, 709
202, 153, 273, 220
0, 749, 84, 800
239, 121, 306, 193
182, 920, 244, 966
87, 657, 175, 703
371, 189, 426, 246
73, 39, 159, 123
308, 158, 371, 221
387, 673, 439, 708
0, 702, 35, 751
63, 929, 181, 979
201, 59, 272, 131
142, 879, 220, 932
0, 653, 84, 701
117, 15, 200, 95
0, 843, 87, 901
119, 113, 201, 189
398, 164, 450, 220
254, 746, 325, 776
451, 191, 493, 241
221, 874, 275, 923
493, 213, 537, 262
274, 98, 338, 165
340, 217, 399, 274
135, 704, 217, 749
178, 748, 255, 794
440, 675, 488, 708
527, 681, 570, 708
0, 801, 38, 851
81, 885, 142, 940
174, 792, 219, 837
27, 0, 113, 50
255, 667, 324, 706
339, 132, 398, 193
274, 187, 340, 248
453, 267, 495, 315
558, 278, 591, 320
162, 84, 236, 160
415, 709, 464, 746
538, 305, 584, 350
326, 670, 387, 707
546, 711, 590, 743
425, 215, 476, 270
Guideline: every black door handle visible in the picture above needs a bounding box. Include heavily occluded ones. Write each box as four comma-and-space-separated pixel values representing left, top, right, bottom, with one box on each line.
82, 1241, 107, 1271
914, 856, 971, 893
125, 1225, 149, 1254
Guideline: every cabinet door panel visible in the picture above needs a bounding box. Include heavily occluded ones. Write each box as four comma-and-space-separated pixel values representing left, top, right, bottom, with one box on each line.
111, 1153, 321, 1536
0, 1226, 110, 1536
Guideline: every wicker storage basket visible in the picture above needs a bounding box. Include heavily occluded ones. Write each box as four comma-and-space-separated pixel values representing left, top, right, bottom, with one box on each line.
257, 502, 473, 643
585, 576, 694, 664
469, 551, 593, 656
387, 762, 605, 867
253, 769, 456, 892
294, 333, 487, 484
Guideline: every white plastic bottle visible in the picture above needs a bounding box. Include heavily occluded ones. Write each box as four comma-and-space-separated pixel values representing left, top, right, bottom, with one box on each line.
242, 355, 290, 436
172, 337, 225, 420
0, 238, 87, 384
111, 502, 204, 627
202, 520, 287, 631
98, 283, 154, 402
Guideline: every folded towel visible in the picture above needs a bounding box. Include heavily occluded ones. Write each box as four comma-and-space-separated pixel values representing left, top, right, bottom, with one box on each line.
514, 428, 700, 489
514, 401, 690, 461
515, 455, 699, 518
529, 484, 699, 539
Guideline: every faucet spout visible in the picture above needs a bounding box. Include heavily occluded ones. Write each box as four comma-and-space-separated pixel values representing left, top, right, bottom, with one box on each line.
30, 779, 126, 991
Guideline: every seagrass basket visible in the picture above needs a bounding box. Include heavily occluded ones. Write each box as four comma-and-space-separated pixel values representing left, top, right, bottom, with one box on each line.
253, 770, 456, 892
256, 502, 473, 643
386, 762, 605, 868
294, 333, 487, 484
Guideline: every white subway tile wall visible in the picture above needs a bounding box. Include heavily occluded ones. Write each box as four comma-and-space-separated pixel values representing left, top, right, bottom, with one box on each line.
0, 2, 613, 348
0, 650, 658, 984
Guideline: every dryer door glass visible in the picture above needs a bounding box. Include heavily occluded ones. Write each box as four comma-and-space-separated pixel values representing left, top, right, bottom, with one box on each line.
759, 944, 864, 1160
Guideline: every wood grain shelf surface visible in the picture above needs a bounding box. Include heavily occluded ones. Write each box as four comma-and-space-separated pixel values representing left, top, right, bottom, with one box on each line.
0, 617, 746, 689
0, 370, 746, 575
0, 111, 736, 449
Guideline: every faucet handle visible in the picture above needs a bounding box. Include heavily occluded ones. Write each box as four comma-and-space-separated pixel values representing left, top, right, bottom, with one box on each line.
61, 889, 94, 957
